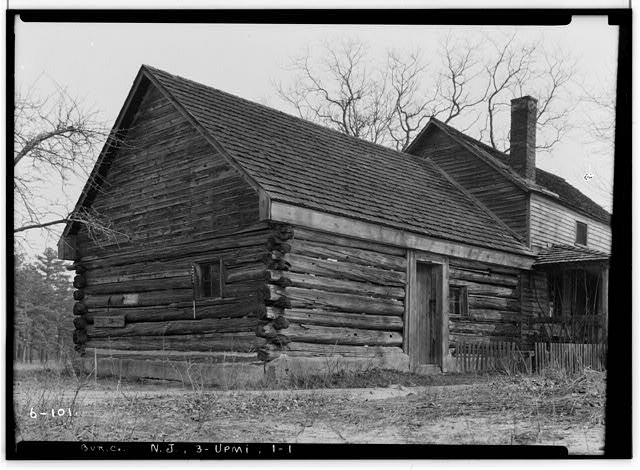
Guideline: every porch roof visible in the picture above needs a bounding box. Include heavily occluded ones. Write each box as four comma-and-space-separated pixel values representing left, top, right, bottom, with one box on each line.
534, 244, 610, 267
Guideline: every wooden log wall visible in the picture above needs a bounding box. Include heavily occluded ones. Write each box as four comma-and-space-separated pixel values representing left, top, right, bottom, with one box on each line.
447, 257, 523, 349
67, 82, 282, 365
520, 270, 550, 349
256, 227, 407, 362
71, 223, 295, 359
74, 83, 260, 258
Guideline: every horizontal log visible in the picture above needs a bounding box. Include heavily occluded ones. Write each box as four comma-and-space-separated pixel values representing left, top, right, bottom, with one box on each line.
69, 264, 87, 274
449, 268, 518, 288
290, 239, 406, 271
255, 322, 281, 339
468, 295, 519, 312
73, 302, 88, 315
284, 308, 404, 331
449, 257, 522, 276
85, 301, 265, 323
84, 277, 193, 295
281, 272, 405, 299
450, 309, 522, 322
284, 342, 404, 358
287, 253, 406, 286
73, 316, 88, 330
87, 317, 258, 338
79, 229, 274, 269
82, 246, 268, 280
257, 346, 281, 362
449, 321, 519, 337
264, 259, 291, 271
264, 287, 292, 308
449, 280, 517, 298
85, 348, 258, 363
73, 275, 86, 289
448, 333, 506, 347
83, 284, 268, 309
94, 315, 126, 328
265, 238, 291, 253
280, 322, 403, 346
292, 227, 406, 256
82, 290, 189, 308
85, 332, 266, 352
73, 330, 88, 344
226, 264, 269, 283
285, 286, 404, 316
272, 316, 290, 330
85, 268, 189, 286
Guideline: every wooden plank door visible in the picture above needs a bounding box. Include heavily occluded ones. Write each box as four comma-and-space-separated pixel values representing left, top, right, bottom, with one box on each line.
416, 262, 442, 365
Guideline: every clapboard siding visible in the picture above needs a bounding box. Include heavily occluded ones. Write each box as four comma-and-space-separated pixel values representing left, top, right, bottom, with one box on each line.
448, 257, 523, 347
529, 193, 611, 253
410, 127, 529, 241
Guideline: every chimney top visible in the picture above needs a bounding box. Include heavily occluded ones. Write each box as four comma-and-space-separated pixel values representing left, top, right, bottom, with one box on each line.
509, 96, 537, 181
511, 95, 538, 105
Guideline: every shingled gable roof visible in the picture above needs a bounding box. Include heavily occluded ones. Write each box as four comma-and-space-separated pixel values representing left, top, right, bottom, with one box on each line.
64, 65, 533, 257
409, 118, 611, 225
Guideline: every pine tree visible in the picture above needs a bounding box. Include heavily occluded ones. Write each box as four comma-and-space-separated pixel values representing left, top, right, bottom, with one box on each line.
14, 248, 74, 363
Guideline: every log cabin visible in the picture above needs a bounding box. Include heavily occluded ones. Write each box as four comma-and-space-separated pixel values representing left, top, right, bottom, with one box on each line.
407, 96, 611, 347
58, 65, 551, 383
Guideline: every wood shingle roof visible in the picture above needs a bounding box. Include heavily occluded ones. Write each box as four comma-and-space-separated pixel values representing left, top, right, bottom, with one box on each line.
534, 244, 609, 266
145, 66, 531, 256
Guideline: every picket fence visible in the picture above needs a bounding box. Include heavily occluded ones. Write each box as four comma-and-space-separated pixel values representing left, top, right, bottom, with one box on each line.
534, 342, 606, 374
455, 339, 532, 373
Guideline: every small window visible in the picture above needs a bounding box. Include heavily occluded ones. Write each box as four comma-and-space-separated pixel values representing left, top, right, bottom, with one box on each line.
576, 221, 588, 246
193, 260, 225, 298
449, 286, 468, 316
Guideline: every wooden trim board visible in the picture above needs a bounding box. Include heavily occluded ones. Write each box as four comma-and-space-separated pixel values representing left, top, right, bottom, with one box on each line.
270, 201, 535, 269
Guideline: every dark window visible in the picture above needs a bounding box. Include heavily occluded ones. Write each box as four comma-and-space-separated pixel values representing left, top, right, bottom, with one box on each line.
576, 221, 588, 246
449, 286, 468, 316
194, 260, 225, 298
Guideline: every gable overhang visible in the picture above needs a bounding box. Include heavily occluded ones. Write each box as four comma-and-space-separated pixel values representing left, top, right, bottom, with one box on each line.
266, 200, 536, 269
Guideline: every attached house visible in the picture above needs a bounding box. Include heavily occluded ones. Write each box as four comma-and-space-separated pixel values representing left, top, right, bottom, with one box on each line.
407, 96, 611, 345
58, 66, 606, 383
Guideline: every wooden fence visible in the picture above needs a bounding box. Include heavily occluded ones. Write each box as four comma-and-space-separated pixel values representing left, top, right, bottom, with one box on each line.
534, 342, 606, 374
455, 339, 532, 373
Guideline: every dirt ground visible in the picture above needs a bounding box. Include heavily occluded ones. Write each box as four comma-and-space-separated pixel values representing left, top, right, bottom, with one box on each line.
12, 367, 605, 456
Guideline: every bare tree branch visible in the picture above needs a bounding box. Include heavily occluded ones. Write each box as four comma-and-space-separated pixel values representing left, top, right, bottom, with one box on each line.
13, 79, 130, 246
275, 32, 580, 155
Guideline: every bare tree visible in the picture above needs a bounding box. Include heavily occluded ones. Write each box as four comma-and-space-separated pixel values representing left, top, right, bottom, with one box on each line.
13, 80, 126, 247
275, 39, 394, 145
275, 32, 579, 153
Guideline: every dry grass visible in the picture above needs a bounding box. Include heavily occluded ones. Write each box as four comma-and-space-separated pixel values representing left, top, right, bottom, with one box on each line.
12, 362, 605, 453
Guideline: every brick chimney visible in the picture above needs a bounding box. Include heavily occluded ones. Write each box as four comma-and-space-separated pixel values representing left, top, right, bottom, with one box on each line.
509, 96, 537, 181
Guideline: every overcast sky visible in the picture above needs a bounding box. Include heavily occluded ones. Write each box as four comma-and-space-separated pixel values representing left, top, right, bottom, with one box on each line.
13, 16, 619, 257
